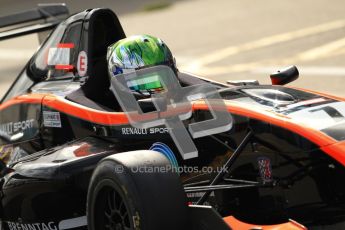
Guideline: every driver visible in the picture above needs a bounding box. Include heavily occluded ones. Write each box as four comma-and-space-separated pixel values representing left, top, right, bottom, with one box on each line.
106, 34, 177, 96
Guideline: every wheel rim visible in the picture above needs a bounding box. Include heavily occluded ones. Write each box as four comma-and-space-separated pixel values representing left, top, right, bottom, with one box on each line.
94, 183, 133, 230
104, 188, 131, 230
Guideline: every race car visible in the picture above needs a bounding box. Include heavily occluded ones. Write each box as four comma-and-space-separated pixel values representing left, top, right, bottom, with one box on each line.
0, 4, 344, 230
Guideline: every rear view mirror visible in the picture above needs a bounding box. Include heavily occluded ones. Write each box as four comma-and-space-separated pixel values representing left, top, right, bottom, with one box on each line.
270, 66, 299, 85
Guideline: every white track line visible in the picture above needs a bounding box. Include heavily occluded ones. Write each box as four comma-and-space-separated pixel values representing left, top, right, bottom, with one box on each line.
182, 36, 345, 76
183, 19, 345, 71
253, 66, 345, 76
295, 37, 345, 62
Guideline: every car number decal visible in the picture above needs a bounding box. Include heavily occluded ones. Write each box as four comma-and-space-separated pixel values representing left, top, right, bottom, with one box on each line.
77, 51, 88, 77
287, 101, 345, 141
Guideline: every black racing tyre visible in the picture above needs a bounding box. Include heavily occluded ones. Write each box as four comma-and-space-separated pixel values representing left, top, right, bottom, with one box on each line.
87, 150, 189, 230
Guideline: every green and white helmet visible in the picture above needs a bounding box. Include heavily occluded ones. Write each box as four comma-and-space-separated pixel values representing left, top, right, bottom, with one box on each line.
107, 35, 176, 94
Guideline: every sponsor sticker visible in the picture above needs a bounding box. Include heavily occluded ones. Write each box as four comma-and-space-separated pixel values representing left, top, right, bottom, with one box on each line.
5, 216, 87, 230
47, 48, 70, 66
187, 192, 215, 198
0, 119, 34, 135
258, 156, 273, 182
43, 111, 62, 128
6, 221, 58, 230
121, 127, 170, 135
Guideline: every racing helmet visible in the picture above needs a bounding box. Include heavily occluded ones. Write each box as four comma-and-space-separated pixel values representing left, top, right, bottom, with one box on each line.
107, 35, 176, 94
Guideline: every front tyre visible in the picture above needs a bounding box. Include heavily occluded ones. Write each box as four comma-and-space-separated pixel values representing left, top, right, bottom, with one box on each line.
87, 150, 188, 230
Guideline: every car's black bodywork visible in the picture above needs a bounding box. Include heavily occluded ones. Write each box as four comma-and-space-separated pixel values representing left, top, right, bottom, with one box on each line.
0, 6, 345, 230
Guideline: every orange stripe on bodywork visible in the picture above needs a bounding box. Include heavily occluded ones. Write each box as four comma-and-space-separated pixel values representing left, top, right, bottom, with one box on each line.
1, 93, 345, 166
0, 94, 339, 145
289, 87, 345, 102
223, 216, 307, 230
43, 95, 130, 125
193, 100, 336, 147
0, 94, 45, 110
193, 100, 345, 166
321, 141, 345, 167
0, 94, 339, 146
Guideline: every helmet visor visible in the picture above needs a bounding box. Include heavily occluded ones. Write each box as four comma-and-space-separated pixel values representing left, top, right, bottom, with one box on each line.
127, 74, 163, 93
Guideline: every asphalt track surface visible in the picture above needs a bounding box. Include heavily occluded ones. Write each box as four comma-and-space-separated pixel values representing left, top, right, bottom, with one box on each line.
0, 0, 344, 98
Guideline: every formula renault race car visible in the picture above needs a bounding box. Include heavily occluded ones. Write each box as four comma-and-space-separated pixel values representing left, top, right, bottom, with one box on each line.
0, 4, 344, 230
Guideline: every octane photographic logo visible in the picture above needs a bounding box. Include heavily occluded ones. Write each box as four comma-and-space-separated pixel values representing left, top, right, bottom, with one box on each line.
111, 66, 233, 160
